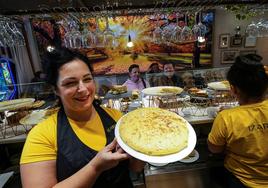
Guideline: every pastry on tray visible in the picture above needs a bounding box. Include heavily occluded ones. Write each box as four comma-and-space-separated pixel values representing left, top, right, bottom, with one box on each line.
108, 85, 127, 95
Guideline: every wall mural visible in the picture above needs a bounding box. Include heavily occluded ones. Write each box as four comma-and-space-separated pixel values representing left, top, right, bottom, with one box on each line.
32, 11, 214, 75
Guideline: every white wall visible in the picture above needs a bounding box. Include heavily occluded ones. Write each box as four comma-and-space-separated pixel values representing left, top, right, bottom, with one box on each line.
256, 37, 268, 65
213, 8, 268, 66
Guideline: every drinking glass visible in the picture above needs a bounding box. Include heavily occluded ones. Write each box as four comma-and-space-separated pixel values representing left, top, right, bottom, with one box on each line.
0, 21, 14, 47
81, 26, 95, 49
262, 20, 268, 37
172, 13, 183, 42
180, 15, 193, 42
246, 21, 258, 37
9, 23, 25, 46
103, 17, 115, 47
153, 14, 163, 44
161, 15, 173, 45
81, 18, 95, 49
192, 13, 200, 41
71, 28, 82, 49
64, 19, 81, 49
192, 12, 207, 41
94, 17, 105, 48
0, 31, 5, 47
256, 19, 267, 37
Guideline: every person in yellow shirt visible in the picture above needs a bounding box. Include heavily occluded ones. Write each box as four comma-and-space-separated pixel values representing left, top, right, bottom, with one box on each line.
20, 47, 145, 188
208, 54, 268, 188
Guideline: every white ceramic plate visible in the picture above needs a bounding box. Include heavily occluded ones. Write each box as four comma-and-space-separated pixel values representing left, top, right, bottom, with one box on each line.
115, 116, 197, 164
0, 98, 35, 112
179, 149, 199, 163
142, 86, 183, 96
148, 162, 169, 167
207, 81, 230, 91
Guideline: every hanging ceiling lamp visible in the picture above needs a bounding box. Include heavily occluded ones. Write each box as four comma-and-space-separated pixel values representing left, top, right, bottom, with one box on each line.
127, 34, 134, 48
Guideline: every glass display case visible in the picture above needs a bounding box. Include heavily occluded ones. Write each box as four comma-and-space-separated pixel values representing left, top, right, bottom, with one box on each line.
95, 66, 235, 114
0, 67, 233, 139
0, 82, 57, 140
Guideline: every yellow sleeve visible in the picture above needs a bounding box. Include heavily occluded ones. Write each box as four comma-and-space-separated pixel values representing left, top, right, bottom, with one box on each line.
20, 115, 57, 164
102, 107, 123, 121
208, 112, 227, 146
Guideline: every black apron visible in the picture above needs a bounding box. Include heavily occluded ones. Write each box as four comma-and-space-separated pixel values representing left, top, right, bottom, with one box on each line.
56, 103, 133, 188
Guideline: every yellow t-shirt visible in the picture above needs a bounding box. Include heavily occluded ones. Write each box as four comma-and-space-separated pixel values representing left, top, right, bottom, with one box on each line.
20, 107, 122, 164
208, 100, 268, 187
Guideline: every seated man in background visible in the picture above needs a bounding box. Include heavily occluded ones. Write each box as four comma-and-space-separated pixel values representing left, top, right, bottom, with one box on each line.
152, 61, 184, 88
123, 64, 149, 91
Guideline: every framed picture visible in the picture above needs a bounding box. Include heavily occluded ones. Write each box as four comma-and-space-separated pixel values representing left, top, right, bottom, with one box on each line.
219, 34, 230, 48
240, 50, 257, 56
244, 36, 257, 48
221, 50, 239, 64
230, 36, 243, 47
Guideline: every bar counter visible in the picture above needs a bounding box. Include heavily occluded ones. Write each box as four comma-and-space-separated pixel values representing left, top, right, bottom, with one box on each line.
0, 105, 220, 188
144, 139, 225, 188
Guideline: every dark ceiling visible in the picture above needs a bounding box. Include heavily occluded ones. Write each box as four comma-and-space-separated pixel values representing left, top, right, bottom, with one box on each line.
0, 0, 266, 15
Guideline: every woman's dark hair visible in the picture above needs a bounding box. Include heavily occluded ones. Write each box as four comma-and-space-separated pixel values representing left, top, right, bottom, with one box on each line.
149, 63, 159, 69
128, 64, 139, 72
42, 47, 93, 87
147, 63, 160, 73
227, 54, 268, 99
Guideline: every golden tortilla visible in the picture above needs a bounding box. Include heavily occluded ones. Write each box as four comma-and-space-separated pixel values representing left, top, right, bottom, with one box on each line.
160, 87, 182, 94
119, 107, 189, 156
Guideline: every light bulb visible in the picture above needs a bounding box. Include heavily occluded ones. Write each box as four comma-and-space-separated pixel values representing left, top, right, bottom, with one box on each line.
47, 45, 55, 52
197, 36, 205, 43
127, 41, 134, 47
198, 36, 206, 48
127, 34, 134, 48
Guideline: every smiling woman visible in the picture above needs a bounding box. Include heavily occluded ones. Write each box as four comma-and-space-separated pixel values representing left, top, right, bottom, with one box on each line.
55, 59, 96, 121
20, 47, 145, 188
